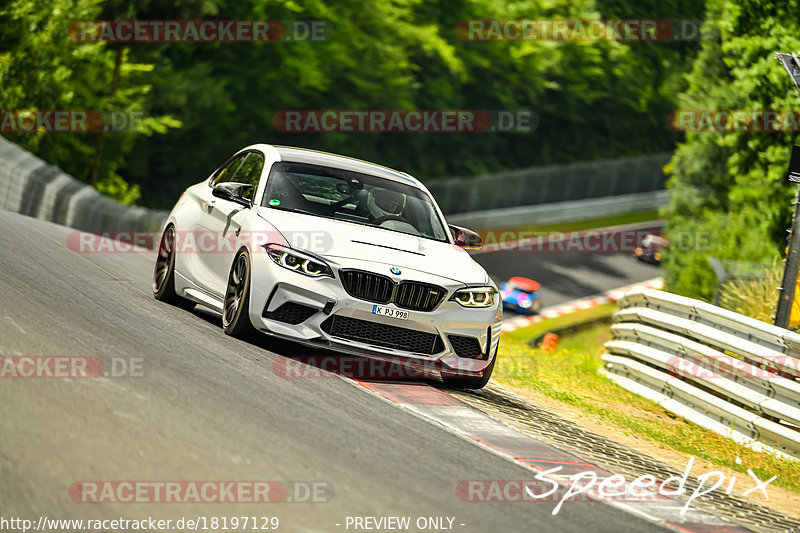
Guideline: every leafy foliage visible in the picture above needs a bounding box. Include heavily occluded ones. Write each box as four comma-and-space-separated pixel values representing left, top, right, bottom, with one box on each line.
0, 0, 183, 204
3, 0, 700, 208
661, 0, 800, 300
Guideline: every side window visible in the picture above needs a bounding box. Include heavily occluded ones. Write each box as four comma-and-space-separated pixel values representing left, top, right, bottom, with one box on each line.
232, 152, 265, 201
212, 153, 247, 186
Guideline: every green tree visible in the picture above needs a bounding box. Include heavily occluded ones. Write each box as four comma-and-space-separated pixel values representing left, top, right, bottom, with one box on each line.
127, 0, 700, 208
0, 0, 181, 204
4, 0, 704, 209
662, 0, 800, 300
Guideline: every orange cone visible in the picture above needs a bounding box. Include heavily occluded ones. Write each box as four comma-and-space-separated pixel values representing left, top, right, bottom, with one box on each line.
541, 332, 559, 352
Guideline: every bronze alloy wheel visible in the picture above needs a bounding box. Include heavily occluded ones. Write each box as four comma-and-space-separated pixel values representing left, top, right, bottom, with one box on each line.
223, 251, 256, 337
152, 225, 195, 310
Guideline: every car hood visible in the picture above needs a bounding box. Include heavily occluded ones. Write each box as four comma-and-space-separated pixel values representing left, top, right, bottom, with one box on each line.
256, 207, 488, 285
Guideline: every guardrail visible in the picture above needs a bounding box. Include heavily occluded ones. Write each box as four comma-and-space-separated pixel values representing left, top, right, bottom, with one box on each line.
1, 134, 668, 236
602, 289, 800, 459
0, 136, 167, 233
427, 152, 671, 215
446, 190, 667, 230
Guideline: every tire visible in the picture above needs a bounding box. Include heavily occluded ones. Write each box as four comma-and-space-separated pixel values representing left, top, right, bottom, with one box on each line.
222, 251, 257, 338
441, 348, 497, 390
153, 225, 195, 310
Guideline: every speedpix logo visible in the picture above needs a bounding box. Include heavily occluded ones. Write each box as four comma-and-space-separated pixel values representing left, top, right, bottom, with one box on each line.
458, 457, 776, 516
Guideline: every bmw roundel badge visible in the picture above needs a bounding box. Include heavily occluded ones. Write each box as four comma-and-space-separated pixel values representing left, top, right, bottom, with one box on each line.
390, 267, 401, 275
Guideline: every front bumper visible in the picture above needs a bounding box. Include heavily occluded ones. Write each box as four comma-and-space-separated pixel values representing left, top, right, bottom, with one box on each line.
248, 253, 502, 378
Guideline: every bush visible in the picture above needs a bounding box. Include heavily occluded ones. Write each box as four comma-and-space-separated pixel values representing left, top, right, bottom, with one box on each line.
717, 261, 781, 322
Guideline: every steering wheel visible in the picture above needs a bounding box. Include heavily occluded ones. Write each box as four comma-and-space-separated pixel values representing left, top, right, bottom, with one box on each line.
330, 194, 360, 210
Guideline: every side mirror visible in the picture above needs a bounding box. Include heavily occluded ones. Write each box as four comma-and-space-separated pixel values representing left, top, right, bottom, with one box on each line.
212, 182, 252, 207
450, 225, 482, 250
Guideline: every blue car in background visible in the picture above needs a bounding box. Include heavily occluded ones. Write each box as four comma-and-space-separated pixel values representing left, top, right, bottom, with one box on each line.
499, 276, 543, 315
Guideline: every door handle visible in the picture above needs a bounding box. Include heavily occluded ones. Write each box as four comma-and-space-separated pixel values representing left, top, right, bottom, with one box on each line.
206, 199, 216, 212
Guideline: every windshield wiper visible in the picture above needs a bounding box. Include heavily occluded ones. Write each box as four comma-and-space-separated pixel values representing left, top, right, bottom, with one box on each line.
269, 206, 321, 218
290, 208, 320, 217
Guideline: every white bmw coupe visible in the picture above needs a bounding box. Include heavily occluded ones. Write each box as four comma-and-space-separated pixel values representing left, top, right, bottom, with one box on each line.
153, 145, 501, 388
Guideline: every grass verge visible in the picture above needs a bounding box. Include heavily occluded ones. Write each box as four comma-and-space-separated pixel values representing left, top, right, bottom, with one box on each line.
488, 209, 661, 234
494, 305, 800, 494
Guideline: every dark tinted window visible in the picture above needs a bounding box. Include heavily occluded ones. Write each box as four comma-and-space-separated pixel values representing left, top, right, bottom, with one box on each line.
233, 152, 265, 201
212, 153, 247, 186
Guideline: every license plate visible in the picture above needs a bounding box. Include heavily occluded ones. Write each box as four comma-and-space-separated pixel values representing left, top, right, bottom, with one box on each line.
372, 305, 408, 320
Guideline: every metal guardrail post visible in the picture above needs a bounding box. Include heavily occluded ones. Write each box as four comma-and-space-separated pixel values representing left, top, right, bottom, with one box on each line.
775, 185, 800, 328
774, 52, 800, 329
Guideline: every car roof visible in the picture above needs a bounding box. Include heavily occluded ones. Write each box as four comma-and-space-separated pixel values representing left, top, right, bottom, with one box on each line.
509, 276, 540, 291
271, 145, 421, 187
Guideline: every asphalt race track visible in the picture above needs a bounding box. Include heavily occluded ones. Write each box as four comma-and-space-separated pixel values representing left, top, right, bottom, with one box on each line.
473, 226, 662, 310
0, 210, 676, 533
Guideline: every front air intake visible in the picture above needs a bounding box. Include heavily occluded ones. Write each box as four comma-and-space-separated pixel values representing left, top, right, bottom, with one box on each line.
448, 335, 483, 358
263, 302, 318, 325
339, 270, 394, 304
321, 315, 444, 355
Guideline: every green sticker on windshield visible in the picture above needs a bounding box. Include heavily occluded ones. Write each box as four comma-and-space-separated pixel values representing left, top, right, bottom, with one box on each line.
269, 199, 280, 206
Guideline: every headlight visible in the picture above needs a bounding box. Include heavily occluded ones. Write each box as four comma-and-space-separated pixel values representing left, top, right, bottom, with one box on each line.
264, 244, 333, 278
452, 287, 496, 308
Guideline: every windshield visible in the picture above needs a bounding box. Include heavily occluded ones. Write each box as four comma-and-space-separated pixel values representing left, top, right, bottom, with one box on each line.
509, 284, 537, 295
262, 161, 449, 242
